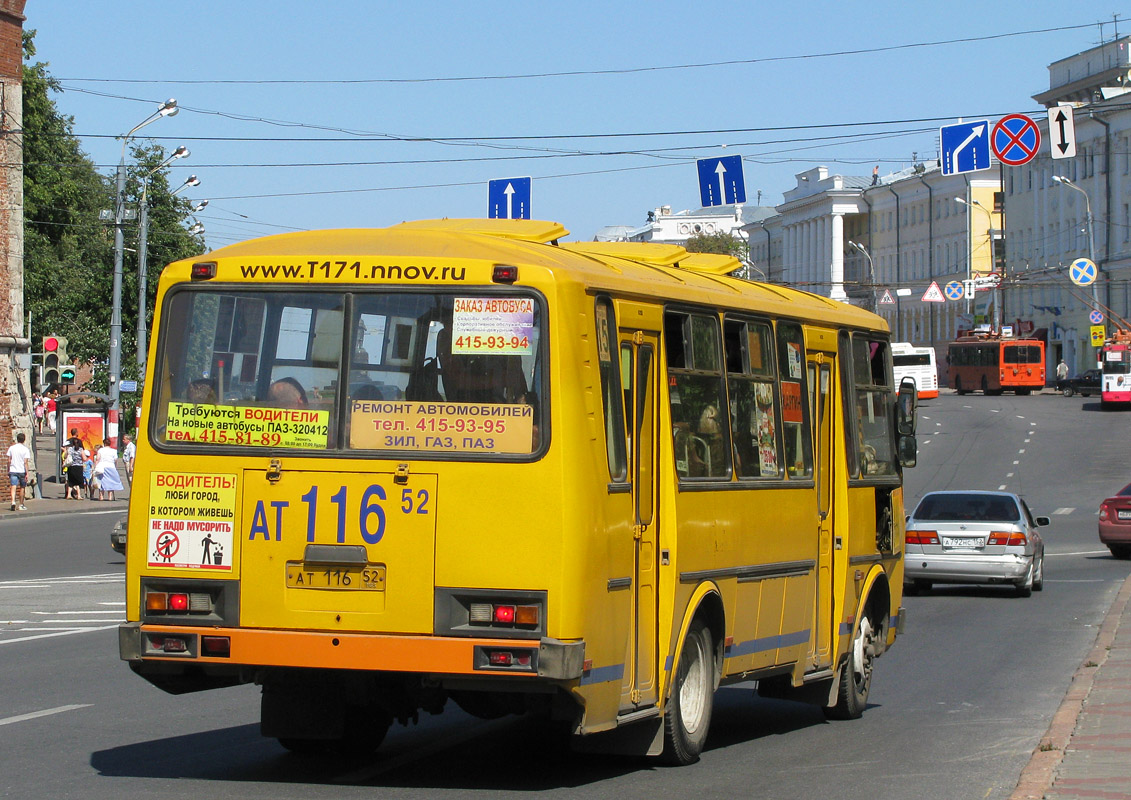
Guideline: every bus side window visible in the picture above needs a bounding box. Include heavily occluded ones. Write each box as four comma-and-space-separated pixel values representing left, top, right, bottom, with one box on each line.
776, 321, 812, 479
595, 298, 627, 483
850, 335, 896, 477
666, 311, 730, 480
725, 317, 782, 479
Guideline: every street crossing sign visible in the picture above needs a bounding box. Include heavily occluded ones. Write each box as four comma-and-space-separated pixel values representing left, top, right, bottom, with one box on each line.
696, 156, 747, 207
1069, 257, 1097, 286
1048, 104, 1077, 160
921, 281, 945, 303
991, 114, 1041, 166
488, 177, 532, 219
879, 289, 895, 305
940, 121, 991, 175
944, 281, 964, 301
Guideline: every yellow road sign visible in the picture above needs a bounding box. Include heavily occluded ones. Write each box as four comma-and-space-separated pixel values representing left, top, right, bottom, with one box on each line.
1091, 325, 1106, 346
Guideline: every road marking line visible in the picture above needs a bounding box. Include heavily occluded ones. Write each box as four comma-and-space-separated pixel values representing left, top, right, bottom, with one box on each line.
998, 485, 1007, 490
1048, 550, 1110, 557
1013, 460, 1020, 465
992, 409, 1000, 413
1016, 415, 1025, 419
1018, 449, 1026, 453
0, 704, 92, 727
1007, 472, 1014, 477
1053, 508, 1075, 515
33, 610, 126, 615
0, 624, 119, 646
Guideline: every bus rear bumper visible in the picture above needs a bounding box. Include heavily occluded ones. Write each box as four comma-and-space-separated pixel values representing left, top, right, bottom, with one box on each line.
119, 622, 585, 684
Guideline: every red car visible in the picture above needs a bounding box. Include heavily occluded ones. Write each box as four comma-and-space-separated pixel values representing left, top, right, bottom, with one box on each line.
1098, 483, 1131, 559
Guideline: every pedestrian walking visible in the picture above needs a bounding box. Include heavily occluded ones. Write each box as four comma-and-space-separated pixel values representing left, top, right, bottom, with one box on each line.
45, 392, 57, 434
6, 432, 31, 511
62, 429, 85, 500
1057, 359, 1069, 382
94, 439, 123, 501
121, 434, 136, 486
33, 394, 44, 433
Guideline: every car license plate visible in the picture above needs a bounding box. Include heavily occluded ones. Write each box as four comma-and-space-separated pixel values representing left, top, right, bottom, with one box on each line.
1118, 510, 1131, 520
942, 537, 985, 548
285, 563, 386, 591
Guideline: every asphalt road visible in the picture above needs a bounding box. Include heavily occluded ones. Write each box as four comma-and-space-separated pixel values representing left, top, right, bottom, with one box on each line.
1, 391, 1128, 799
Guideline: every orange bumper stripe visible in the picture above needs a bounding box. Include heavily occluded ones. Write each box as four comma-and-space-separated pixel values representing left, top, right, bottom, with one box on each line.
138, 625, 539, 676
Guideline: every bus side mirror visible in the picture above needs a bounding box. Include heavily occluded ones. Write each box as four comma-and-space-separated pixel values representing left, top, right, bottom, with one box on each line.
897, 433, 917, 469
896, 377, 917, 436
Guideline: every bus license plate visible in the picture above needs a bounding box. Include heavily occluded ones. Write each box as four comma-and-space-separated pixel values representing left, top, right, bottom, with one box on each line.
942, 537, 984, 549
285, 563, 386, 591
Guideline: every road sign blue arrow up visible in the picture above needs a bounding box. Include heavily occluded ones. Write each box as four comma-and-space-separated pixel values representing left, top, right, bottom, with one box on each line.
939, 121, 991, 176
488, 177, 532, 219
696, 156, 747, 207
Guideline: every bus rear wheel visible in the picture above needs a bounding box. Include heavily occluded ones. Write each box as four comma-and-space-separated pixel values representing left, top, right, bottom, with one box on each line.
954, 377, 966, 395
663, 619, 715, 765
825, 610, 875, 720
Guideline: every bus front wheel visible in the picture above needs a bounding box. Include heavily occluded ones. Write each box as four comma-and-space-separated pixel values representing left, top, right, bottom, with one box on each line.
954, 377, 966, 395
825, 610, 875, 720
663, 619, 715, 765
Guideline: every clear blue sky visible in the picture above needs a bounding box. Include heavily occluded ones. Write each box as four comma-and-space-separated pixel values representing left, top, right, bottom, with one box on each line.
26, 2, 1128, 248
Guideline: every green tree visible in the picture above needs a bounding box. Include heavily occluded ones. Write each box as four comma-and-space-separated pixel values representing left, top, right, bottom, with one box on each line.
22, 30, 206, 417
684, 231, 748, 260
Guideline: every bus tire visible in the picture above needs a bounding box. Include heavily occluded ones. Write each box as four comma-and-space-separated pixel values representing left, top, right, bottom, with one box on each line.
663, 619, 714, 765
954, 377, 966, 395
825, 609, 875, 721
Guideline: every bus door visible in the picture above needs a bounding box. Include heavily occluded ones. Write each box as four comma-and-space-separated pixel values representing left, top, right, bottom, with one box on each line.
621, 329, 660, 709
806, 351, 836, 670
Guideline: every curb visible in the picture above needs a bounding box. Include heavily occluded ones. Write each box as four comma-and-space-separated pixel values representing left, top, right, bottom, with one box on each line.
1009, 572, 1131, 800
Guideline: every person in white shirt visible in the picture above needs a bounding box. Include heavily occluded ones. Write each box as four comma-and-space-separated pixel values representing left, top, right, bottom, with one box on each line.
6, 432, 31, 511
121, 435, 136, 486
94, 439, 124, 501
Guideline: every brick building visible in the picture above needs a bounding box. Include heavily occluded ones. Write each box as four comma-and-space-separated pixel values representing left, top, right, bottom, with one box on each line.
0, 0, 26, 443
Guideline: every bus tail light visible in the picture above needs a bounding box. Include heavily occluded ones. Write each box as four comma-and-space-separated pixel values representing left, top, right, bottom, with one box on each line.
906, 530, 938, 545
201, 636, 231, 658
476, 646, 536, 672
492, 265, 518, 284
191, 261, 217, 280
144, 590, 214, 615
988, 531, 1027, 546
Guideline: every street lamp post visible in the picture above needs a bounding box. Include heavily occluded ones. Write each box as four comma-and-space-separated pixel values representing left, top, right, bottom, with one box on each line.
111, 98, 177, 439
1051, 175, 1099, 310
955, 196, 1001, 331
847, 240, 876, 313
136, 148, 190, 369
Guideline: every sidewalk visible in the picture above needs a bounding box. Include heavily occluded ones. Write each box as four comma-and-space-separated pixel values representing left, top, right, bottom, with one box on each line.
1012, 572, 1131, 799
0, 430, 130, 519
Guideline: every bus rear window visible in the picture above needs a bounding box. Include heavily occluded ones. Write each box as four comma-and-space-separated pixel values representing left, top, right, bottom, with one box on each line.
1003, 345, 1042, 364
154, 289, 543, 456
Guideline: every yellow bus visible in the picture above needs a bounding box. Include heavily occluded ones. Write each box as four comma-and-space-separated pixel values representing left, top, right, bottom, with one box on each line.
119, 219, 916, 764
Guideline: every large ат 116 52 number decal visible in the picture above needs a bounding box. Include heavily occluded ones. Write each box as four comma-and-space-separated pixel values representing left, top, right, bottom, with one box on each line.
248, 484, 430, 544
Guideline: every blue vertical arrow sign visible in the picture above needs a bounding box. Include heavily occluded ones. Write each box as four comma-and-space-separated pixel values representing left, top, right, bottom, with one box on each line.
696, 156, 747, 207
488, 177, 532, 219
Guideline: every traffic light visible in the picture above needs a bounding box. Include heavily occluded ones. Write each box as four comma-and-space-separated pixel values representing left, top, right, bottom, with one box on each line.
60, 365, 76, 384
41, 335, 68, 387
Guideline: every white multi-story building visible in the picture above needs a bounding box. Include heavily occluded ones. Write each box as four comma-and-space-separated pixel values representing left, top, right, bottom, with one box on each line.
1014, 34, 1131, 370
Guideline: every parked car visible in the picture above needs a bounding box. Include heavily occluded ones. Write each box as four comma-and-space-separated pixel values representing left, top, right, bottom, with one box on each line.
1098, 483, 1131, 559
904, 490, 1048, 597
1056, 368, 1101, 397
110, 514, 127, 554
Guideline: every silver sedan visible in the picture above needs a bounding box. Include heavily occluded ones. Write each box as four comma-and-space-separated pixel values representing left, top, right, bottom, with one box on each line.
904, 490, 1049, 597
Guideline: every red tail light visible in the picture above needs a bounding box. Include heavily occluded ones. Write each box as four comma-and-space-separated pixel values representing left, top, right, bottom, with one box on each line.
1099, 503, 1110, 521
493, 605, 516, 624
168, 593, 190, 612
988, 531, 1027, 546
906, 530, 939, 545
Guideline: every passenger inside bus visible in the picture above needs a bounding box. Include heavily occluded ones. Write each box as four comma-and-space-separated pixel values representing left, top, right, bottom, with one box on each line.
186, 379, 217, 405
434, 326, 529, 404
267, 377, 308, 409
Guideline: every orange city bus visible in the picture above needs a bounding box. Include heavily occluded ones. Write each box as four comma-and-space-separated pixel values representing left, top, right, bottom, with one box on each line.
119, 219, 916, 764
947, 332, 1046, 395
